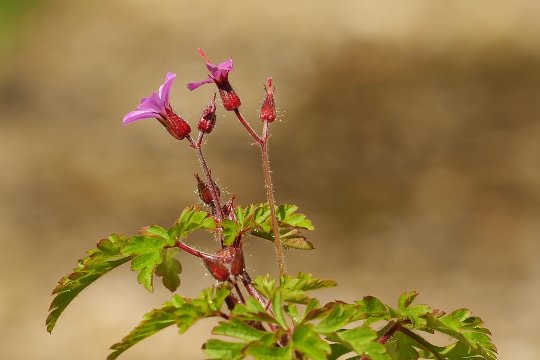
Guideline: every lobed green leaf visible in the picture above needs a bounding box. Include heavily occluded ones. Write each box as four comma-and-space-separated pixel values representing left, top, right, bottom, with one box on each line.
46, 234, 131, 333
108, 286, 230, 359
154, 248, 182, 292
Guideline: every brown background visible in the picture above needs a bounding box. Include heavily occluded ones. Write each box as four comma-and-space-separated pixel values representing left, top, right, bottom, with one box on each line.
1, 1, 539, 359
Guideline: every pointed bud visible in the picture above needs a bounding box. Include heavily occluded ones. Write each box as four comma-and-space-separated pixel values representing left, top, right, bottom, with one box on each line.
230, 247, 245, 276
259, 77, 276, 123
163, 107, 191, 140
222, 195, 237, 221
195, 174, 219, 205
203, 258, 230, 281
198, 94, 217, 134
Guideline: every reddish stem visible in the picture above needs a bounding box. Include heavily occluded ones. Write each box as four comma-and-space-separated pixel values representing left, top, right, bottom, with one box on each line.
186, 134, 225, 246
233, 108, 263, 144
173, 240, 218, 261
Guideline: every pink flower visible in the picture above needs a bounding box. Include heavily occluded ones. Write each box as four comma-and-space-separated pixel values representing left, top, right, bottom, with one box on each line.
187, 49, 241, 111
123, 72, 191, 140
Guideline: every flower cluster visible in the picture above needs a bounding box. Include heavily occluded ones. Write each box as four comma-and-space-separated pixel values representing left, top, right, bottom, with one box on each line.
123, 49, 276, 143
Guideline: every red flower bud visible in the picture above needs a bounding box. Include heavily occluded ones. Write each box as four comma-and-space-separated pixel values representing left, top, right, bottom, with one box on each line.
259, 77, 276, 123
198, 94, 217, 134
230, 247, 245, 277
195, 174, 219, 205
163, 107, 191, 140
203, 258, 230, 281
219, 87, 241, 111
222, 195, 237, 221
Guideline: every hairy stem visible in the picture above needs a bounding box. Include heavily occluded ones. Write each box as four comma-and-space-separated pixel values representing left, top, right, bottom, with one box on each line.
173, 240, 218, 261
187, 134, 225, 246
260, 121, 286, 276
232, 109, 286, 275
359, 321, 401, 360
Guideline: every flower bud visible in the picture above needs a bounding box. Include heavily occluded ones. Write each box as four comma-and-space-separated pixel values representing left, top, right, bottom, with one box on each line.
203, 258, 230, 281
222, 196, 237, 221
219, 87, 241, 111
195, 174, 219, 205
230, 247, 245, 277
198, 95, 217, 134
164, 107, 191, 140
259, 77, 276, 123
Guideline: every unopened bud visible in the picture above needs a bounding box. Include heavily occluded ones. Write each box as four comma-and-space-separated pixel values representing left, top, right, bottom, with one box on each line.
204, 259, 230, 281
222, 195, 237, 221
219, 87, 241, 111
259, 77, 276, 123
163, 107, 191, 140
230, 248, 245, 276
198, 94, 217, 133
195, 174, 219, 205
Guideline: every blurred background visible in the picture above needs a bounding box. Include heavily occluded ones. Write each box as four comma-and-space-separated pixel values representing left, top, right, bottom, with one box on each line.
1, 0, 539, 358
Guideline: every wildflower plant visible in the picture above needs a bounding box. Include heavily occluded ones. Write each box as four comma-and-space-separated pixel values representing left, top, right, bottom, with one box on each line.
47, 49, 497, 360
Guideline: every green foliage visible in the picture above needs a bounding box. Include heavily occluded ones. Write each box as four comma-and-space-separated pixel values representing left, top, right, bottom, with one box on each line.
47, 206, 215, 331
121, 229, 172, 292
48, 206, 497, 360
155, 248, 182, 292
426, 309, 497, 360
254, 272, 337, 304
108, 286, 230, 360
233, 203, 315, 250
169, 206, 216, 240
46, 235, 131, 333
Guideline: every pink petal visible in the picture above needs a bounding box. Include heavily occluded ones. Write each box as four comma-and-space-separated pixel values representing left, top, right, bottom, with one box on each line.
187, 77, 214, 91
218, 58, 234, 71
123, 110, 158, 124
158, 72, 176, 105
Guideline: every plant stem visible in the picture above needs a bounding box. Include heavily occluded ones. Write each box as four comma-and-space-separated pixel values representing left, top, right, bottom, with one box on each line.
232, 109, 286, 276
173, 240, 218, 261
260, 121, 286, 276
398, 327, 445, 360
187, 134, 225, 246
359, 321, 401, 360
234, 108, 263, 144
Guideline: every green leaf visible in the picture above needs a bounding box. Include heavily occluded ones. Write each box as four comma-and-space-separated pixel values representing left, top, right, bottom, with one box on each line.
245, 333, 293, 360
213, 318, 267, 341
121, 235, 168, 292
426, 309, 497, 360
272, 290, 289, 329
354, 296, 391, 324
385, 331, 420, 360
154, 248, 182, 292
395, 291, 431, 328
292, 324, 331, 360
109, 286, 231, 360
46, 234, 131, 333
203, 339, 246, 360
313, 303, 357, 334
170, 206, 216, 240
245, 203, 315, 250
222, 219, 241, 246
253, 274, 276, 299
251, 228, 315, 250
108, 295, 185, 360
280, 272, 337, 304
232, 297, 278, 324
328, 343, 353, 360
337, 326, 390, 360
276, 204, 314, 230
